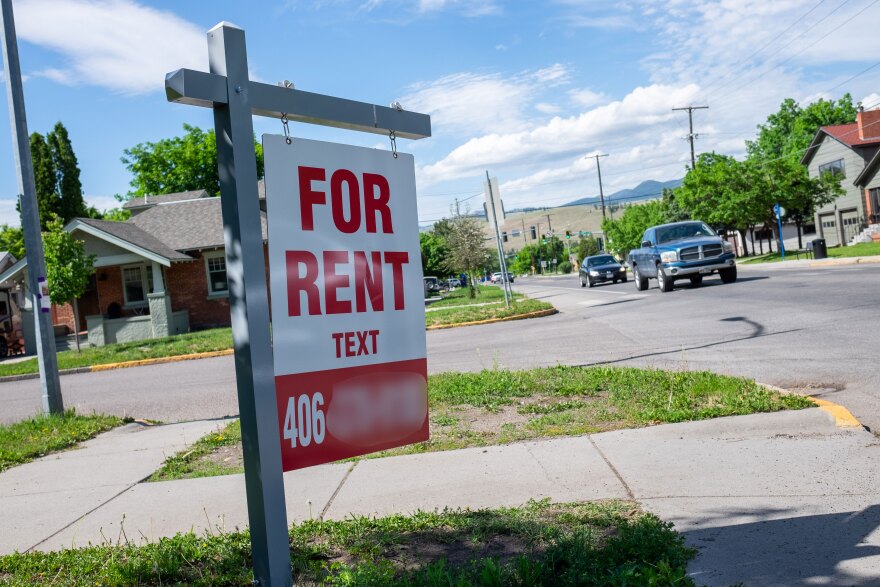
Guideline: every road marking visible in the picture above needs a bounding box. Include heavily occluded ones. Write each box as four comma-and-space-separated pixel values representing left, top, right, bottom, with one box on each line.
578, 295, 647, 306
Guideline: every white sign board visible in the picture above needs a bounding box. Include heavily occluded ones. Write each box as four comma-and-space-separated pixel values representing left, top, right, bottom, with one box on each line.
263, 136, 428, 471
483, 175, 504, 224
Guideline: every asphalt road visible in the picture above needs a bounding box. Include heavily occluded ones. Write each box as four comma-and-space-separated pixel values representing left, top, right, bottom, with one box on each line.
3, 263, 879, 431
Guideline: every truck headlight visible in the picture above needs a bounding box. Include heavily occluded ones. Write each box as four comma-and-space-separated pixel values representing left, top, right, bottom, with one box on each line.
722, 241, 734, 253
619, 266, 626, 271
660, 251, 678, 263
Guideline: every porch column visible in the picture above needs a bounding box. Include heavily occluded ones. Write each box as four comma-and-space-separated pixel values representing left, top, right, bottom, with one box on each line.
147, 262, 172, 338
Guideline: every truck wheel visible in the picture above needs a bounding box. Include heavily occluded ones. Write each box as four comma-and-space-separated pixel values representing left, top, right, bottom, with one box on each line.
720, 267, 737, 284
633, 265, 648, 291
689, 275, 703, 286
657, 266, 674, 292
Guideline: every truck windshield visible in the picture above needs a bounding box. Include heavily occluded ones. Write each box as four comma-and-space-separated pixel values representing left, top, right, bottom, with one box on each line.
587, 255, 617, 267
655, 222, 715, 244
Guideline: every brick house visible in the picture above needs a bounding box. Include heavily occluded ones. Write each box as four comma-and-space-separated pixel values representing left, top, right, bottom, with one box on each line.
802, 107, 880, 247
0, 189, 269, 347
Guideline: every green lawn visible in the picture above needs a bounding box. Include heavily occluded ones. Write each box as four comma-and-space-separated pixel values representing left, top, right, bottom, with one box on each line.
742, 240, 880, 264
0, 328, 233, 378
0, 410, 123, 472
153, 365, 812, 481
426, 298, 554, 327
0, 499, 696, 586
428, 284, 523, 308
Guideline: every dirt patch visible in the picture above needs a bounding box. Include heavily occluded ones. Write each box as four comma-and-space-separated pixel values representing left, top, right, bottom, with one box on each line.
199, 443, 243, 470
450, 405, 530, 433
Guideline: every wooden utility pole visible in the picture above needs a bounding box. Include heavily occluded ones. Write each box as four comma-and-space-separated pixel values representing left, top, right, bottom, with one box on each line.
672, 105, 709, 169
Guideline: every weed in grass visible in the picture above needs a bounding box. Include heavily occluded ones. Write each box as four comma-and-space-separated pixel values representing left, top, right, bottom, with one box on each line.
426, 299, 553, 327
0, 410, 122, 471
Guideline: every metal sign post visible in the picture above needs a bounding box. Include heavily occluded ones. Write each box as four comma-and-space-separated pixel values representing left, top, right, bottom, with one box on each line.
0, 0, 63, 415
167, 22, 430, 587
774, 203, 786, 260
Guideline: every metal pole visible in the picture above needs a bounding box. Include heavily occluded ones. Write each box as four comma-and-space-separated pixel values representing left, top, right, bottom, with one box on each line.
0, 0, 62, 415
776, 204, 786, 261
207, 23, 291, 587
486, 172, 510, 307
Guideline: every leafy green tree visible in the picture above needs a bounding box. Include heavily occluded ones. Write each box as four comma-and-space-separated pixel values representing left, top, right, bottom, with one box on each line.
442, 215, 493, 298
29, 132, 61, 229
602, 199, 671, 258
0, 225, 25, 259
748, 95, 857, 160
509, 245, 537, 274
419, 230, 449, 277
122, 124, 264, 197
43, 216, 96, 352
574, 235, 601, 265
47, 122, 86, 222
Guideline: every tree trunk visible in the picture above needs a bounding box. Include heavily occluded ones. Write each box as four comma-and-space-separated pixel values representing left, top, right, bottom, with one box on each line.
72, 297, 81, 352
739, 228, 749, 257
796, 221, 803, 249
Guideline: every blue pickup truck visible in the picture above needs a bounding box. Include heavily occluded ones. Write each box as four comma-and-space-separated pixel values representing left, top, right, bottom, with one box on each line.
627, 221, 737, 293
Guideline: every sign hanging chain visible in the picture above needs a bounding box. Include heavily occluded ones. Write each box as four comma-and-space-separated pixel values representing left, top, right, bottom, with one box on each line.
280, 113, 291, 145
389, 130, 398, 159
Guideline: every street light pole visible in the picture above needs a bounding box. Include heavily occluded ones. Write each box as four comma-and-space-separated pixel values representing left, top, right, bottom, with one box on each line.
0, 0, 63, 415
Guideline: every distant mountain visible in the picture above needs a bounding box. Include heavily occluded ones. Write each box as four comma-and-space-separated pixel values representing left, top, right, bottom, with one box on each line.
562, 178, 682, 207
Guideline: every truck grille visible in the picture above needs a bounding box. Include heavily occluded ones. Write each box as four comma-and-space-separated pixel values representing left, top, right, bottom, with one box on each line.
679, 244, 723, 261
680, 246, 700, 261
702, 244, 723, 258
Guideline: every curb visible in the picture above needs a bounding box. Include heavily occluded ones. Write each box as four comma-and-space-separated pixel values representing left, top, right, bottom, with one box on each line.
89, 349, 235, 372
426, 307, 558, 330
0, 349, 235, 383
807, 397, 863, 429
809, 256, 880, 268
762, 382, 864, 429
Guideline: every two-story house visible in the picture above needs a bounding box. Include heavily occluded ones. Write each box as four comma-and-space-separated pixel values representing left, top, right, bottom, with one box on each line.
802, 106, 880, 247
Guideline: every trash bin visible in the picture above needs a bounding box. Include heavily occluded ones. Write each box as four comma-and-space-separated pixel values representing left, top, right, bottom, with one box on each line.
812, 238, 827, 260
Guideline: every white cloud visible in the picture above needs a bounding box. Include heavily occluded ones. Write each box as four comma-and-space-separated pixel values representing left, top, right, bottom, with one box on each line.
419, 83, 700, 185
862, 93, 880, 109
0, 199, 19, 227
85, 194, 123, 213
535, 102, 562, 114
14, 0, 204, 95
569, 88, 606, 108
361, 0, 501, 16
398, 64, 571, 135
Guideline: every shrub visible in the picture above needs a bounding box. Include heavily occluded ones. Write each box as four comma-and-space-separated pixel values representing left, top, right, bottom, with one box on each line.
558, 261, 572, 274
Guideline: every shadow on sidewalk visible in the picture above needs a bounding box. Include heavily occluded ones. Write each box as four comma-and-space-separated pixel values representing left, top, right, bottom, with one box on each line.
683, 504, 880, 586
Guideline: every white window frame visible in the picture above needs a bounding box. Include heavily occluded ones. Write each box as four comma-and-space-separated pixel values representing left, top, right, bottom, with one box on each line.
204, 250, 229, 298
121, 263, 153, 307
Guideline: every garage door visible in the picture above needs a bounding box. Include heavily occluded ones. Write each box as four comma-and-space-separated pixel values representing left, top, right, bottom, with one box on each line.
841, 209, 860, 245
819, 213, 840, 247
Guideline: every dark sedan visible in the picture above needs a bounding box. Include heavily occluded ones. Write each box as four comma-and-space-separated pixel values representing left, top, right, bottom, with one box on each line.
579, 254, 627, 287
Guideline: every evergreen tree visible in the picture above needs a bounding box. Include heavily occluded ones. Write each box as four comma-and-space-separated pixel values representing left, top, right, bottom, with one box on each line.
47, 122, 86, 222
29, 132, 60, 229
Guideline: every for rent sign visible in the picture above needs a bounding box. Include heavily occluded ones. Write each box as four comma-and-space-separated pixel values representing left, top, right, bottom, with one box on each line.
263, 136, 428, 471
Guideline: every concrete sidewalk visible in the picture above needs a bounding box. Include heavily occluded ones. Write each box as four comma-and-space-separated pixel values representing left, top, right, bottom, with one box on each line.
3, 409, 879, 586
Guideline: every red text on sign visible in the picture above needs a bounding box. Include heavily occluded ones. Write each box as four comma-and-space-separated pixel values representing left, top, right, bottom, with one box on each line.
331, 330, 380, 358
286, 250, 409, 317
298, 166, 393, 234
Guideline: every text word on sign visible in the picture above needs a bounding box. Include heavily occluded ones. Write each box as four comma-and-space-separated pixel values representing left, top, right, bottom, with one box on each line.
287, 167, 410, 317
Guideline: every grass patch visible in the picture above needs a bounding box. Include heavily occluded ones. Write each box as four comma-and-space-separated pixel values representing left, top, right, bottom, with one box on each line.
742, 240, 880, 264
426, 298, 553, 327
0, 499, 697, 586
428, 284, 523, 308
0, 328, 232, 378
0, 410, 123, 472
155, 365, 812, 480
149, 420, 241, 481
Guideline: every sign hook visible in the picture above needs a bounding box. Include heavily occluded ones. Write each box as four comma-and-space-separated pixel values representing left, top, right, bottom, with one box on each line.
389, 130, 398, 159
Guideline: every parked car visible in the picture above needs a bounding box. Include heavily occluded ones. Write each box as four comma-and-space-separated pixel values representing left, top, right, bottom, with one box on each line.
627, 221, 736, 293
579, 254, 627, 287
447, 278, 462, 289
491, 271, 514, 283
424, 276, 441, 296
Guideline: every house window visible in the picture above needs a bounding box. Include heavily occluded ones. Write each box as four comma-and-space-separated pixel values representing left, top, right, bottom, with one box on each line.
122, 264, 154, 306
818, 159, 845, 178
205, 252, 228, 296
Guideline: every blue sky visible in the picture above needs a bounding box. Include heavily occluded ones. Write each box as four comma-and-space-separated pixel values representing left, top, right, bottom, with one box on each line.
1, 0, 878, 226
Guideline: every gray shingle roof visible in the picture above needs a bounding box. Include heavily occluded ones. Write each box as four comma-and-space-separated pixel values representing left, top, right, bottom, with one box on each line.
127, 197, 268, 252
77, 218, 193, 262
123, 189, 211, 209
